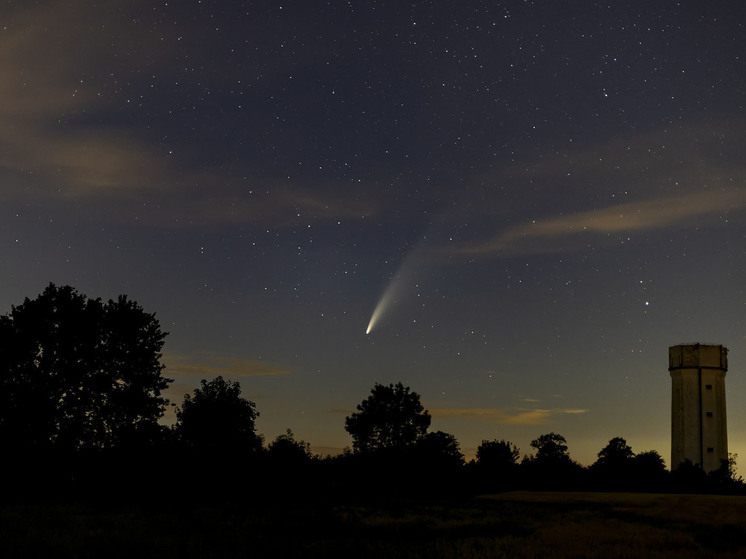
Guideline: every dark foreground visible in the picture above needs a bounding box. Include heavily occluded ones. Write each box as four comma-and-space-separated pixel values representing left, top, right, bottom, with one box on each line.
3, 491, 746, 558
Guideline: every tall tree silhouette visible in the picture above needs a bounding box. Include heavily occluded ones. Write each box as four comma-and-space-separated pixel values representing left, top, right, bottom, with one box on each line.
591, 437, 636, 489
476, 439, 520, 470
475, 439, 520, 481
414, 430, 464, 469
345, 382, 431, 454
631, 450, 667, 489
176, 376, 262, 455
595, 436, 635, 469
530, 432, 571, 465
267, 429, 313, 464
0, 284, 170, 452
524, 432, 582, 489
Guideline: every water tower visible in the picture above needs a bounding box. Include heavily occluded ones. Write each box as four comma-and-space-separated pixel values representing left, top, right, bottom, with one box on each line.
669, 344, 728, 472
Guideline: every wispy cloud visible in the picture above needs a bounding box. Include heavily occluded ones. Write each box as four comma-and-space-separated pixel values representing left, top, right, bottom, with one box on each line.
0, 1, 176, 199
0, 1, 382, 229
172, 180, 379, 228
430, 407, 588, 426
164, 352, 288, 379
458, 188, 746, 257
327, 408, 354, 415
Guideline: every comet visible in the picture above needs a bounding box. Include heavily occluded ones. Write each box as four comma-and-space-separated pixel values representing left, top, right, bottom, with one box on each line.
366, 290, 393, 334
365, 243, 430, 335
365, 272, 406, 335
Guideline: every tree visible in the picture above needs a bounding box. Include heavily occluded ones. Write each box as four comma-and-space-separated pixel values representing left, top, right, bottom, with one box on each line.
345, 382, 431, 454
176, 376, 262, 455
530, 432, 571, 464
633, 450, 666, 473
595, 437, 635, 469
267, 429, 313, 464
705, 453, 743, 488
476, 439, 520, 470
591, 437, 636, 489
630, 450, 667, 489
670, 459, 707, 490
474, 439, 521, 490
0, 284, 170, 452
264, 429, 317, 499
724, 453, 742, 484
523, 432, 582, 489
414, 430, 464, 469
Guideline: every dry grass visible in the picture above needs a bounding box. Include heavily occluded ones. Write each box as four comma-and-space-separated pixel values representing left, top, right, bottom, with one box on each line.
482, 491, 746, 558
2, 492, 746, 558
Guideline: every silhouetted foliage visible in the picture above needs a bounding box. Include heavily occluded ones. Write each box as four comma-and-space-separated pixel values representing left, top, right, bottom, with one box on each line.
670, 459, 708, 490
590, 437, 636, 489
176, 376, 263, 455
706, 454, 744, 490
267, 429, 313, 464
595, 437, 634, 468
414, 430, 464, 470
666, 455, 745, 493
633, 449, 666, 473
630, 450, 667, 489
473, 439, 520, 491
530, 432, 571, 464
476, 439, 520, 470
339, 384, 474, 497
0, 284, 170, 453
264, 429, 318, 499
725, 453, 743, 485
402, 430, 466, 495
522, 433, 583, 489
345, 382, 431, 454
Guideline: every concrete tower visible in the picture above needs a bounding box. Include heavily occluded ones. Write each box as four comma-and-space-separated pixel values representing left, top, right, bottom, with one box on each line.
669, 344, 728, 472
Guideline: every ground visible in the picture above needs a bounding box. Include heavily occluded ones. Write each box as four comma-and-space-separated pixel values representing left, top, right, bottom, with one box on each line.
3, 491, 746, 558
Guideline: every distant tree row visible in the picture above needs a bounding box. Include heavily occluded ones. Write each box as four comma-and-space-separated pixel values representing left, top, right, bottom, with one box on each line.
0, 285, 740, 502
341, 382, 679, 494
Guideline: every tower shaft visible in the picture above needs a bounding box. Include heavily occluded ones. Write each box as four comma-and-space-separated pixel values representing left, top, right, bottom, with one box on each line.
669, 344, 728, 473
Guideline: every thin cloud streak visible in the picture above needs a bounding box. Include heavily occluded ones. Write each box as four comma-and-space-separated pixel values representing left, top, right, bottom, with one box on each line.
459, 188, 746, 257
327, 408, 354, 415
164, 353, 288, 379
430, 407, 588, 426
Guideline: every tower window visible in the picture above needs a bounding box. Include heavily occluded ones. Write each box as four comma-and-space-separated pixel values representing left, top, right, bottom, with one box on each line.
706, 412, 713, 417
707, 447, 714, 453
706, 384, 712, 390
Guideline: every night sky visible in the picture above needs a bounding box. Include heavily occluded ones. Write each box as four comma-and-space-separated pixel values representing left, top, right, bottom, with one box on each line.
3, 1, 746, 466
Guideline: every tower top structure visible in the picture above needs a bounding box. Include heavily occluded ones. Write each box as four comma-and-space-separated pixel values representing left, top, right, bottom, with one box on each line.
669, 344, 727, 372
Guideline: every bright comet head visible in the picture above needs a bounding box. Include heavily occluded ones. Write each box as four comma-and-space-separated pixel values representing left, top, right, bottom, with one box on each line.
365, 309, 379, 335
365, 284, 395, 335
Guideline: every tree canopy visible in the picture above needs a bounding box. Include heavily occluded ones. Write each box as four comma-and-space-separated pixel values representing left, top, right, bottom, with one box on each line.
267, 429, 313, 464
415, 430, 464, 469
0, 284, 170, 452
476, 439, 520, 470
594, 436, 635, 470
176, 376, 263, 455
530, 432, 571, 464
345, 382, 431, 454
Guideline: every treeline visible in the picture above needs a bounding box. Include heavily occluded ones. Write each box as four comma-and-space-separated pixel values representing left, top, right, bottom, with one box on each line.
0, 285, 741, 503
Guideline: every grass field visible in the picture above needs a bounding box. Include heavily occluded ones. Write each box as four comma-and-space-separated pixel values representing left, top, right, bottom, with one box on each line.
3, 491, 746, 558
